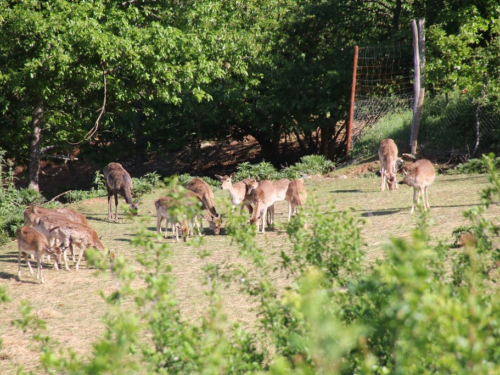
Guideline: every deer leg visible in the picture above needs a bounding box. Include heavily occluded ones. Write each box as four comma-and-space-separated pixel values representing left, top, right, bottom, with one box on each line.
288, 202, 292, 222
107, 192, 113, 220
156, 215, 163, 237
172, 221, 179, 242
75, 246, 85, 271
411, 188, 418, 214
114, 193, 119, 221
36, 254, 44, 283
18, 249, 22, 280
424, 186, 430, 210
380, 169, 386, 191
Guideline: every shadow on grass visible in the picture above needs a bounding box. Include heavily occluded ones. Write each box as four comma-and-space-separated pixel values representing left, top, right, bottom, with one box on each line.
361, 209, 401, 217
330, 189, 363, 193
438, 175, 486, 182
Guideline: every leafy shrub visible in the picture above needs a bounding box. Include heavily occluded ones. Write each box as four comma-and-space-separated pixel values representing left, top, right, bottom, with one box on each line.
234, 160, 282, 181
131, 172, 162, 198
449, 157, 500, 174
0, 150, 45, 244
284, 155, 336, 177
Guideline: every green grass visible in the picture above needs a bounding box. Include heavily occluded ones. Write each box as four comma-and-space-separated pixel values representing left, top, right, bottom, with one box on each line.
0, 170, 498, 373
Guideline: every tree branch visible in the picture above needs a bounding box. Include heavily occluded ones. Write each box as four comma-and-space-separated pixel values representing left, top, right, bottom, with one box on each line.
69, 62, 107, 145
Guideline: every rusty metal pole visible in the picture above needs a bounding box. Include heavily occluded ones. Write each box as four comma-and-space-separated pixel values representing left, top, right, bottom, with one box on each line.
346, 45, 359, 159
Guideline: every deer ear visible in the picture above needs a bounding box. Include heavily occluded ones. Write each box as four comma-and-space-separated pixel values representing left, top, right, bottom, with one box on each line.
255, 176, 260, 182
230, 172, 236, 179
215, 174, 223, 181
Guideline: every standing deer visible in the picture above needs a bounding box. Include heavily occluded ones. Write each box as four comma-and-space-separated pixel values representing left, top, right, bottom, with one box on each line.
50, 222, 105, 271
186, 178, 222, 234
285, 179, 308, 221
378, 139, 399, 191
399, 159, 436, 213
103, 162, 140, 221
17, 226, 62, 283
248, 180, 278, 233
155, 192, 202, 242
215, 173, 254, 214
266, 178, 291, 226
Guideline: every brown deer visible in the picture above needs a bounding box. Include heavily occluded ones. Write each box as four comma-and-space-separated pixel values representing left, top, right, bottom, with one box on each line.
24, 206, 88, 227
248, 180, 279, 233
399, 159, 436, 213
155, 193, 202, 242
215, 173, 254, 214
378, 139, 400, 191
49, 222, 105, 271
266, 178, 291, 226
285, 179, 308, 221
186, 178, 222, 234
17, 226, 62, 283
103, 162, 140, 221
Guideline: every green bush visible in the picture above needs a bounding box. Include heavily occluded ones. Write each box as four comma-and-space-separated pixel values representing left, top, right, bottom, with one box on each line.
283, 154, 335, 177
0, 150, 45, 244
449, 157, 500, 174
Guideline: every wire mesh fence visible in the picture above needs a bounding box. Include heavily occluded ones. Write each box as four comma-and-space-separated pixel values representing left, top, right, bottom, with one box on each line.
350, 43, 500, 159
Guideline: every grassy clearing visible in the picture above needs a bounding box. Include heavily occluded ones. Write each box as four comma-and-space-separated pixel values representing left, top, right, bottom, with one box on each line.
0, 170, 498, 373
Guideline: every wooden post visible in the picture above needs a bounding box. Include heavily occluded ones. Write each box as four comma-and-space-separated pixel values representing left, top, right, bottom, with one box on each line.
410, 19, 425, 156
346, 46, 359, 159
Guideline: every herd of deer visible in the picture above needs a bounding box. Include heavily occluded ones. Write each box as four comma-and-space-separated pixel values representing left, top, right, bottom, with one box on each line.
16, 139, 435, 283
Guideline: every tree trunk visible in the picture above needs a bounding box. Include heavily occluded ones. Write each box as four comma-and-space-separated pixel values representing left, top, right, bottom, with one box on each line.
28, 99, 44, 191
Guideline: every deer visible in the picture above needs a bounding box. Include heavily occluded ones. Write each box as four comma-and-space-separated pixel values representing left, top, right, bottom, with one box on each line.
378, 138, 400, 192
24, 205, 88, 227
49, 222, 105, 271
285, 179, 308, 221
155, 192, 202, 242
17, 226, 63, 284
247, 180, 279, 233
399, 159, 436, 213
103, 162, 140, 221
266, 178, 291, 226
215, 173, 254, 214
186, 178, 222, 235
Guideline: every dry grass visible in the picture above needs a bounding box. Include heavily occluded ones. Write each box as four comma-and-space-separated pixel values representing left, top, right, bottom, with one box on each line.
0, 171, 498, 373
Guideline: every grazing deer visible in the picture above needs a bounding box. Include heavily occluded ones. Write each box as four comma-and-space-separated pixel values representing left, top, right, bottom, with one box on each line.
266, 178, 291, 226
378, 139, 399, 191
186, 178, 222, 234
17, 226, 62, 284
215, 173, 254, 214
399, 159, 436, 213
248, 180, 278, 233
49, 222, 105, 271
103, 162, 140, 221
155, 193, 201, 242
285, 179, 308, 221
24, 206, 88, 227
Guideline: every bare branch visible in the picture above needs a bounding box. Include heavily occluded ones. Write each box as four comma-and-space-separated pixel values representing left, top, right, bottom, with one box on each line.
69, 62, 107, 146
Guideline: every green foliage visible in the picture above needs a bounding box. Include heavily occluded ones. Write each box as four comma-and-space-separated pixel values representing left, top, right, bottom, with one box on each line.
284, 155, 336, 177
0, 150, 44, 244
234, 161, 283, 181
450, 156, 500, 175
350, 110, 413, 159
131, 172, 162, 198
231, 155, 335, 183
